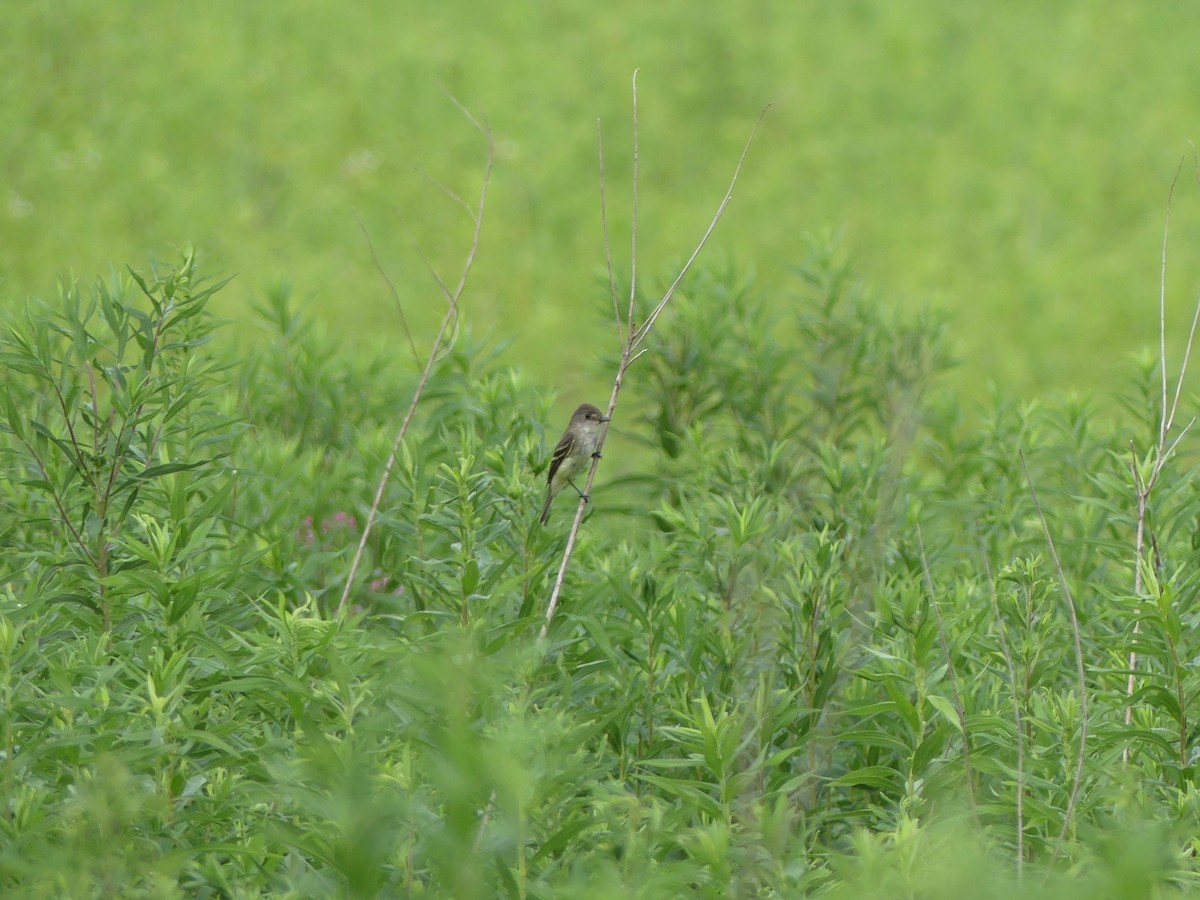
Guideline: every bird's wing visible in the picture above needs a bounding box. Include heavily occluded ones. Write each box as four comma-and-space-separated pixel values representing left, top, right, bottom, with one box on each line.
547, 431, 575, 484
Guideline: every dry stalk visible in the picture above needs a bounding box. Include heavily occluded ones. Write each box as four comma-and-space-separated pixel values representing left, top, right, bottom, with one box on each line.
336, 100, 493, 617
537, 74, 771, 641
353, 209, 419, 366
1121, 156, 1200, 764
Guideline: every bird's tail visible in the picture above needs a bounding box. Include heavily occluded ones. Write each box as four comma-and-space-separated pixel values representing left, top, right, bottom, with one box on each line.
539, 488, 554, 525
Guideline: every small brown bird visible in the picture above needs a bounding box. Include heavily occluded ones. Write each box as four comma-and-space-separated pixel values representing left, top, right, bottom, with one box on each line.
540, 403, 611, 525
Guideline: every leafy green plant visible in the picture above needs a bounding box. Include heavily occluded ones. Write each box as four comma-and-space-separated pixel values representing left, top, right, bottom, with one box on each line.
1, 252, 241, 635
4, 251, 1200, 896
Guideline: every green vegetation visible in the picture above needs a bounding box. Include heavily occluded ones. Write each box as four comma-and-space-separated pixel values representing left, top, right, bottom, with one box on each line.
3, 248, 1199, 896
5, 3, 1200, 895
4, 2, 1200, 399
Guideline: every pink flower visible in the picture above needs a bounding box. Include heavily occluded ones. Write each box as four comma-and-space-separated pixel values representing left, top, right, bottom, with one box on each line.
297, 516, 317, 546
323, 512, 359, 534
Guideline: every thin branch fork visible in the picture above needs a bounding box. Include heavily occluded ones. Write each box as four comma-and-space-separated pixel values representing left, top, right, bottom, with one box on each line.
538, 76, 770, 641
1122, 153, 1200, 763
336, 105, 494, 617
630, 105, 773, 352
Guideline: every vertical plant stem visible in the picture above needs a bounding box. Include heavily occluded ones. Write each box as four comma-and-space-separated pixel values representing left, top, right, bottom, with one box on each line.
977, 528, 1026, 881
1123, 158, 1200, 764
337, 103, 493, 617
1020, 451, 1088, 860
917, 525, 978, 824
539, 91, 770, 640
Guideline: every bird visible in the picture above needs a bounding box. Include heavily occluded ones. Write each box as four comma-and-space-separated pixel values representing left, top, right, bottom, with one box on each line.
540, 403, 611, 525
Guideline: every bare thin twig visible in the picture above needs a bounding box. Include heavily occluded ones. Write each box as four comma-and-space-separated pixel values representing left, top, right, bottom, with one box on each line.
1158, 160, 1181, 446
1019, 451, 1087, 860
411, 167, 478, 222
627, 70, 640, 334
1123, 156, 1200, 763
337, 103, 494, 617
1166, 301, 1200, 434
539, 79, 769, 641
353, 209, 419, 366
1163, 417, 1197, 460
630, 103, 773, 352
400, 220, 458, 318
439, 82, 489, 135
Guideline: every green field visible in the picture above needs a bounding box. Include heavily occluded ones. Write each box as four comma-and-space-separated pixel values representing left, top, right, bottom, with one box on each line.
5, 3, 1200, 897
5, 2, 1200, 402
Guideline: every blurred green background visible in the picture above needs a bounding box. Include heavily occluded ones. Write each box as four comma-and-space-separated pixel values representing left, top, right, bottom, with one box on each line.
5, 1, 1200, 405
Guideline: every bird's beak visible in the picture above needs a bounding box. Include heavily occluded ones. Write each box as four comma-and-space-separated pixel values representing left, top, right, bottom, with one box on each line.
600, 415, 612, 423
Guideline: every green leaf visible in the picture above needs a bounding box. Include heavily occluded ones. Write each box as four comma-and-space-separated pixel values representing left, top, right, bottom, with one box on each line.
830, 766, 900, 791
926, 694, 961, 727
135, 459, 212, 481
461, 557, 480, 596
